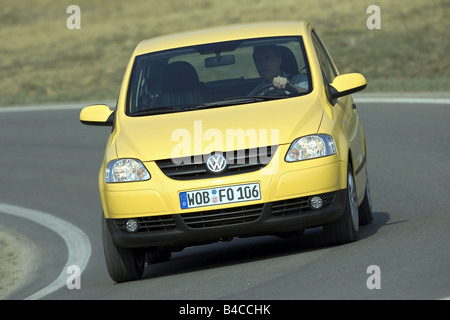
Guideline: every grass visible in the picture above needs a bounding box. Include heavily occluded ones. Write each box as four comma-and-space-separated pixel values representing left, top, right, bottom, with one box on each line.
0, 0, 449, 106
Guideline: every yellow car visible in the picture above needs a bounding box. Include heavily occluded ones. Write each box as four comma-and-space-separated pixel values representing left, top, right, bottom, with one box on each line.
80, 21, 372, 283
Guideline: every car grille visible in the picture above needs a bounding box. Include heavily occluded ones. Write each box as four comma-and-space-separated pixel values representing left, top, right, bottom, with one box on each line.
113, 192, 336, 233
113, 216, 176, 233
271, 192, 336, 216
180, 203, 264, 228
155, 146, 277, 180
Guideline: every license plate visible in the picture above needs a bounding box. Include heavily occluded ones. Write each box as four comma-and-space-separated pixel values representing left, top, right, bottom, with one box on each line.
179, 183, 261, 209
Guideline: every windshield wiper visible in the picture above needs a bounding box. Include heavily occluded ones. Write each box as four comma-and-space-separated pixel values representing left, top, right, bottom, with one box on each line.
130, 96, 282, 116
227, 95, 286, 101
129, 106, 185, 116
186, 96, 282, 111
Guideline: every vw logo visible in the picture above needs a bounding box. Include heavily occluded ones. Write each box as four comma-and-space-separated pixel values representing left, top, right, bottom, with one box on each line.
206, 153, 227, 173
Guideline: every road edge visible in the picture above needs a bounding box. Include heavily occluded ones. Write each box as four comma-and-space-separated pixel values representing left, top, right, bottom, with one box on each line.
0, 204, 91, 300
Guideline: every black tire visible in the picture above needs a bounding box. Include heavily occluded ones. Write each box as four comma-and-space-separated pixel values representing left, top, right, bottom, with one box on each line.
146, 249, 172, 264
323, 164, 359, 245
102, 215, 145, 283
358, 169, 373, 225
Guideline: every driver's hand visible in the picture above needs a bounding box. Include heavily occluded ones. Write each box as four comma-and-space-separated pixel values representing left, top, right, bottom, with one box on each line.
272, 76, 289, 89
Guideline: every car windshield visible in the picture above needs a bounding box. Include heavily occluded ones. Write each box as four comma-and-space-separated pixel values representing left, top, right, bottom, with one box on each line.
126, 36, 311, 116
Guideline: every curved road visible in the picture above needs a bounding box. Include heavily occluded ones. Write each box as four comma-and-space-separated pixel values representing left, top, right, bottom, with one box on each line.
1, 96, 449, 300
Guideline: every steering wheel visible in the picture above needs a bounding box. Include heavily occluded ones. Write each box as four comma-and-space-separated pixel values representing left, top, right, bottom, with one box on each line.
253, 83, 299, 97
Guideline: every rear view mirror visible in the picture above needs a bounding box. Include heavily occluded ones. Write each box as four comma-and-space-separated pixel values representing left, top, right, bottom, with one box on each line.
330, 73, 367, 99
205, 54, 235, 68
80, 104, 114, 126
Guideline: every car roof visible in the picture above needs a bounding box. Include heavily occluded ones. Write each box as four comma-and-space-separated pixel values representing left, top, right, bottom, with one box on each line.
133, 21, 311, 55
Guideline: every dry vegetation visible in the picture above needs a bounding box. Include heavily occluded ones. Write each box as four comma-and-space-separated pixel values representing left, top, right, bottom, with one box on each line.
0, 225, 37, 299
0, 0, 449, 105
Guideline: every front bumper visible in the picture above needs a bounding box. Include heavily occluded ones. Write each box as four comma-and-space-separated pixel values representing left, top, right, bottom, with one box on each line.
106, 189, 346, 249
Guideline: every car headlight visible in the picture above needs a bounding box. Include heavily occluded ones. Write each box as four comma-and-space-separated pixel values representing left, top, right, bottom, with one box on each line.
105, 159, 151, 183
285, 134, 337, 162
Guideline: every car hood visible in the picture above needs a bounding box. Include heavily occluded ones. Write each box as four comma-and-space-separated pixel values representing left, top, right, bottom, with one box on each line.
114, 94, 324, 161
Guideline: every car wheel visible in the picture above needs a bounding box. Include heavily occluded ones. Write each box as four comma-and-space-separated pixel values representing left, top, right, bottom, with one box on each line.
323, 164, 359, 245
102, 214, 145, 283
358, 169, 373, 225
146, 249, 172, 264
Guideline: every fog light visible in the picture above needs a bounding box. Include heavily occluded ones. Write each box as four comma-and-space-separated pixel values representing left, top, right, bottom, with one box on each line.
310, 196, 324, 209
125, 219, 139, 233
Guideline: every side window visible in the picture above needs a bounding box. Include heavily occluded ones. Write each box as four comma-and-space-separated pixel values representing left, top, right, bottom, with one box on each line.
311, 30, 338, 84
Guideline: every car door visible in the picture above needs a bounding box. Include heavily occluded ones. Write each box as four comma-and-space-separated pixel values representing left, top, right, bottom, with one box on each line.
311, 29, 367, 199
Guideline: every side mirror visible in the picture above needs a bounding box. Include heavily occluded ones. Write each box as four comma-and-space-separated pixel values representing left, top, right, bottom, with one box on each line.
329, 73, 367, 99
80, 104, 114, 126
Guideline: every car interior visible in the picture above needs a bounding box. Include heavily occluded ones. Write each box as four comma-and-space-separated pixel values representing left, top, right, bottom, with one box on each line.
127, 37, 311, 115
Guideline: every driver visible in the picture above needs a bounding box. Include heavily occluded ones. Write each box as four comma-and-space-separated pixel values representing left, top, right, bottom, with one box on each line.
249, 45, 308, 96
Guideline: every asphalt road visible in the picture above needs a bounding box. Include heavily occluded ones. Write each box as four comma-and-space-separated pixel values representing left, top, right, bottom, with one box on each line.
1, 96, 449, 301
